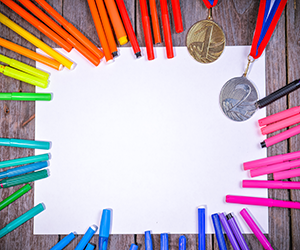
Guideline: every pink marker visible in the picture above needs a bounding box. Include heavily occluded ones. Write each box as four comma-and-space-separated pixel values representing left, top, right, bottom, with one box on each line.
258, 106, 300, 126
242, 180, 300, 189
226, 195, 300, 209
240, 208, 273, 250
261, 114, 300, 135
250, 159, 300, 177
274, 168, 300, 180
261, 124, 300, 148
243, 151, 300, 170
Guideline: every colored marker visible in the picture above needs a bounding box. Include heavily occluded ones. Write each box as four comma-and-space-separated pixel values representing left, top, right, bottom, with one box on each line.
226, 213, 249, 250
160, 0, 174, 58
0, 92, 51, 102
50, 232, 76, 250
115, 0, 142, 58
130, 244, 138, 250
274, 168, 300, 181
149, 0, 162, 44
0, 138, 50, 150
170, 0, 183, 33
243, 151, 300, 170
75, 225, 98, 250
104, 0, 128, 45
161, 233, 169, 250
0, 13, 74, 70
139, 0, 155, 60
0, 65, 48, 89
0, 184, 31, 211
99, 209, 111, 250
0, 38, 62, 70
259, 106, 300, 126
0, 203, 45, 238
0, 0, 72, 52
179, 235, 186, 250
226, 195, 300, 209
219, 213, 240, 250
34, 0, 104, 60
86, 243, 95, 250
243, 180, 300, 189
0, 153, 50, 169
0, 169, 49, 189
211, 213, 227, 250
0, 54, 49, 80
240, 209, 273, 250
145, 230, 153, 250
198, 206, 205, 250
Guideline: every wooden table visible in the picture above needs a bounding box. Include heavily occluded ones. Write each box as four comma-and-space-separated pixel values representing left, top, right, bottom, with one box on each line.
0, 0, 299, 249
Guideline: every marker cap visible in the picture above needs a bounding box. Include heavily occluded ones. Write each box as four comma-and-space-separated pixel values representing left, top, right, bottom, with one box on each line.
130, 244, 138, 250
99, 209, 111, 237
179, 235, 186, 250
160, 233, 169, 250
145, 230, 153, 250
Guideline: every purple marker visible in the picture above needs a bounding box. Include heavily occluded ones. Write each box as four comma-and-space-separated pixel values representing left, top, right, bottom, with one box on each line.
226, 213, 249, 250
219, 213, 240, 250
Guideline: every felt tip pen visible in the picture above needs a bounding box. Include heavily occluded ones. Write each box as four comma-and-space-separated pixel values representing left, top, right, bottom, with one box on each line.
149, 0, 161, 44
130, 244, 138, 250
211, 213, 227, 250
50, 232, 76, 250
243, 180, 300, 189
145, 230, 153, 250
0, 138, 50, 150
99, 209, 111, 250
0, 153, 50, 169
160, 0, 174, 59
161, 233, 169, 250
75, 225, 98, 250
226, 195, 300, 209
240, 209, 273, 250
273, 168, 300, 181
198, 206, 205, 250
0, 92, 51, 101
219, 213, 240, 250
259, 106, 300, 126
179, 235, 186, 250
85, 243, 95, 250
170, 0, 183, 33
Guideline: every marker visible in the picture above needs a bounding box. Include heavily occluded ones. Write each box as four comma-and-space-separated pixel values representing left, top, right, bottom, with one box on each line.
198, 206, 205, 250
0, 38, 62, 71
0, 0, 72, 52
139, 0, 155, 60
0, 138, 50, 150
104, 0, 128, 45
0, 92, 51, 102
219, 213, 240, 250
50, 232, 76, 250
99, 209, 111, 250
115, 0, 142, 58
243, 180, 300, 189
160, 233, 169, 250
75, 225, 98, 250
0, 184, 31, 211
274, 168, 300, 181
0, 203, 45, 238
0, 65, 48, 89
226, 213, 249, 250
211, 213, 227, 250
226, 195, 300, 209
0, 169, 49, 189
86, 243, 95, 250
34, 0, 104, 60
149, 0, 161, 44
0, 54, 49, 80
130, 244, 138, 250
145, 230, 153, 250
240, 209, 273, 250
179, 235, 186, 250
0, 13, 74, 70
259, 106, 300, 126
170, 0, 183, 33
0, 153, 50, 169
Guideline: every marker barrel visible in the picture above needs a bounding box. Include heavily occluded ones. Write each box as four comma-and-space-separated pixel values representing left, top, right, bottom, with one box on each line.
160, 233, 169, 250
211, 213, 227, 250
243, 180, 300, 189
160, 0, 174, 59
226, 214, 249, 250
130, 244, 139, 250
0, 138, 50, 150
170, 0, 183, 33
0, 153, 50, 169
145, 230, 153, 250
198, 206, 205, 250
75, 225, 98, 250
274, 168, 300, 181
50, 232, 76, 250
261, 114, 300, 135
179, 235, 186, 250
219, 213, 240, 250
0, 92, 51, 101
149, 0, 162, 44
85, 243, 95, 250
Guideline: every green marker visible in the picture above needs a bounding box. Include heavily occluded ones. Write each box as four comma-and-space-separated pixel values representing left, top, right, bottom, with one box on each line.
0, 92, 51, 101
0, 138, 50, 150
0, 153, 50, 169
0, 169, 49, 189
0, 203, 45, 238
0, 184, 31, 211
0, 54, 49, 80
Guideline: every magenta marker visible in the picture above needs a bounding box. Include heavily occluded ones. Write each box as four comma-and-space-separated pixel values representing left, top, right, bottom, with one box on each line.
250, 159, 300, 177
273, 168, 300, 181
226, 195, 300, 209
240, 209, 273, 250
242, 180, 300, 189
261, 114, 300, 135
261, 124, 300, 148
243, 151, 300, 170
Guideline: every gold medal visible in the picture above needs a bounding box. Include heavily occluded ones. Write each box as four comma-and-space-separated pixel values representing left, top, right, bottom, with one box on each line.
186, 9, 225, 64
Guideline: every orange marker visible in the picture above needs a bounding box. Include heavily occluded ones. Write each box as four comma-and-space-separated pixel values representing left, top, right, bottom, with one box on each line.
0, 38, 62, 70
34, 0, 104, 60
87, 0, 113, 63
149, 0, 162, 44
95, 0, 118, 57
18, 0, 100, 66
103, 0, 128, 45
0, 0, 72, 52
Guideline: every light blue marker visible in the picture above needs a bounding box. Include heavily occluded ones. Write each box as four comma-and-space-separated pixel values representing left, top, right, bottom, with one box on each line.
179, 235, 186, 250
75, 225, 98, 250
50, 232, 76, 250
85, 243, 95, 250
99, 209, 111, 250
145, 231, 153, 250
161, 233, 169, 250
130, 244, 138, 250
0, 138, 50, 150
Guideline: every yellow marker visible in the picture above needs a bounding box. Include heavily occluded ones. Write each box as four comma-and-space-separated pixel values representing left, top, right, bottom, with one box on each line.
0, 13, 75, 70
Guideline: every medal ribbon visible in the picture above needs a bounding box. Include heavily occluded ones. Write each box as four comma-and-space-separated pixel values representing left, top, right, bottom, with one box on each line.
250, 0, 287, 59
202, 0, 218, 9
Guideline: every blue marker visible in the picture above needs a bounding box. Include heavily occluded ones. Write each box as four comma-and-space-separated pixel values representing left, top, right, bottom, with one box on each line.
99, 209, 111, 250
130, 243, 138, 250
85, 243, 95, 250
50, 232, 76, 250
211, 213, 227, 250
75, 225, 98, 250
198, 206, 205, 250
179, 235, 186, 250
160, 233, 169, 250
145, 231, 153, 250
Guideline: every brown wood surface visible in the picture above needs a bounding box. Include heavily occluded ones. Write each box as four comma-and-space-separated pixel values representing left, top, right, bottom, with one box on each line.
0, 0, 299, 249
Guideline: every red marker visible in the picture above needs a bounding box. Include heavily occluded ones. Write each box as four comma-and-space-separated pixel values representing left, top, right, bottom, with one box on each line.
160, 0, 174, 58
170, 0, 183, 33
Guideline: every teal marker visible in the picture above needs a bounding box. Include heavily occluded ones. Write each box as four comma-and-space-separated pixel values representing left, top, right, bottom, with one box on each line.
0, 153, 50, 169
0, 138, 50, 150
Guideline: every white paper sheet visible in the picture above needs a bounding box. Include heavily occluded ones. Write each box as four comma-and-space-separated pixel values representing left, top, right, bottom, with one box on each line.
34, 46, 267, 234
